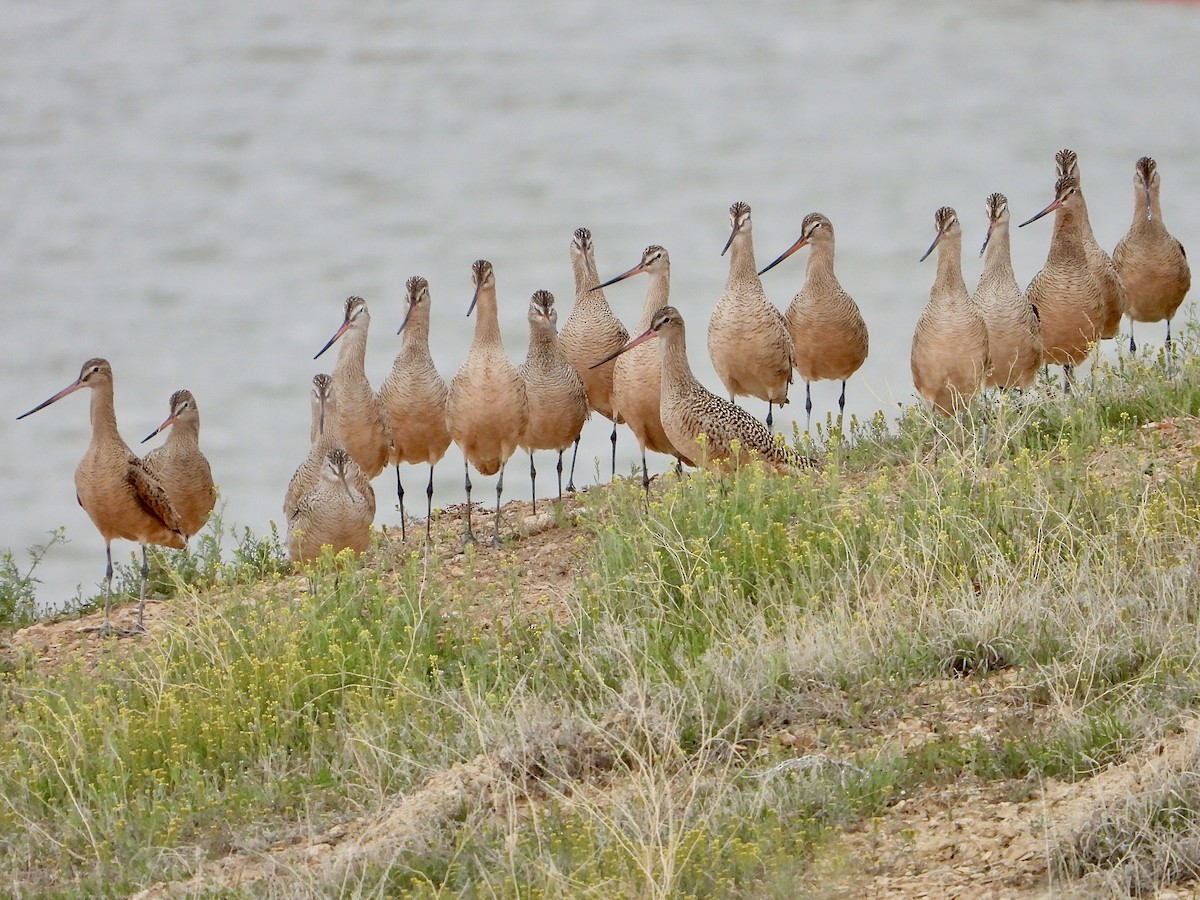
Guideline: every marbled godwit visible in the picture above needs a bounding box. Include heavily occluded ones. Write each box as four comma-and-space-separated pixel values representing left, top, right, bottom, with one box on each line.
559, 227, 628, 485
709, 202, 794, 430
912, 207, 991, 416
1020, 175, 1106, 392
517, 290, 589, 513
973, 194, 1042, 391
446, 260, 530, 547
1113, 156, 1191, 354
379, 276, 452, 543
284, 374, 372, 520
286, 448, 375, 564
1055, 149, 1125, 342
594, 245, 693, 497
17, 359, 185, 635
595, 307, 810, 472
758, 212, 868, 432
140, 389, 216, 540
314, 295, 393, 479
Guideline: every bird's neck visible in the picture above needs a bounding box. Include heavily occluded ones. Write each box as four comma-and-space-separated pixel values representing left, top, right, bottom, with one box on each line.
658, 327, 696, 394
471, 291, 503, 348
333, 330, 369, 377
981, 224, 1014, 280
934, 237, 968, 297
1050, 207, 1087, 261
637, 269, 671, 330
89, 383, 124, 447
805, 242, 838, 285
726, 236, 761, 287
166, 418, 200, 449
572, 254, 602, 306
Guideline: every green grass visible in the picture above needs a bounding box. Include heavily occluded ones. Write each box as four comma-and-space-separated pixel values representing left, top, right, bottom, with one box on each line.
3, 333, 1200, 896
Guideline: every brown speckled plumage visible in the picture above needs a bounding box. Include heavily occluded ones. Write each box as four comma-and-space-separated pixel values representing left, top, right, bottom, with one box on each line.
314, 296, 393, 479
611, 307, 810, 471
1022, 175, 1107, 370
1113, 156, 1191, 346
140, 389, 215, 539
287, 448, 375, 563
708, 202, 794, 417
1056, 149, 1125, 340
972, 194, 1042, 390
912, 207, 991, 415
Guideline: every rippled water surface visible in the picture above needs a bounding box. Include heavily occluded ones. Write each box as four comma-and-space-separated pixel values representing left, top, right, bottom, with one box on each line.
3, 1, 1199, 609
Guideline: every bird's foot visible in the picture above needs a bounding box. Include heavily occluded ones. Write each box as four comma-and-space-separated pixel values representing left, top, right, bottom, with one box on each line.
490, 533, 503, 550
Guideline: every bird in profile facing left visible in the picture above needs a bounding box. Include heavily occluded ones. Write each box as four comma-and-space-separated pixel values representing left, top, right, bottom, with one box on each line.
1113, 156, 1191, 354
518, 290, 589, 513
446, 260, 530, 547
595, 306, 809, 472
709, 201, 794, 430
314, 295, 393, 480
758, 212, 868, 431
17, 359, 185, 636
140, 388, 216, 541
912, 207, 991, 416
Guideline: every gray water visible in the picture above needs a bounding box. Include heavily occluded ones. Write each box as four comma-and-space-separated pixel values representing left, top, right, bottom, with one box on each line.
3, 1, 1199, 611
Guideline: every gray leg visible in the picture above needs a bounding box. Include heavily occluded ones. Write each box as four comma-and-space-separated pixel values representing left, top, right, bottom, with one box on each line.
136, 544, 150, 632
492, 464, 506, 549
556, 450, 564, 503
463, 458, 476, 546
529, 451, 537, 516
1129, 321, 1137, 354
766, 402, 774, 432
566, 435, 580, 493
425, 465, 435, 545
1063, 364, 1073, 395
1167, 319, 1174, 378
805, 382, 813, 433
675, 457, 683, 477
641, 451, 650, 504
395, 465, 407, 542
610, 425, 618, 481
101, 542, 114, 635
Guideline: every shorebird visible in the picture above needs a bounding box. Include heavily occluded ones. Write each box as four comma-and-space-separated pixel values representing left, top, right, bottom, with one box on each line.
287, 448, 375, 564
379, 276, 452, 542
446, 260, 530, 547
972, 194, 1042, 391
758, 212, 869, 431
594, 245, 693, 497
17, 359, 185, 636
284, 374, 372, 520
1020, 175, 1107, 392
1113, 156, 1191, 354
558, 227, 628, 485
517, 290, 589, 513
912, 207, 991, 415
314, 295, 393, 480
1055, 149, 1125, 343
140, 389, 216, 540
709, 201, 794, 430
594, 306, 810, 472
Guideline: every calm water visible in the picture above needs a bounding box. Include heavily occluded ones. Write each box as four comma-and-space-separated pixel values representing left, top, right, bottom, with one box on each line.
3, 1, 1198, 610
